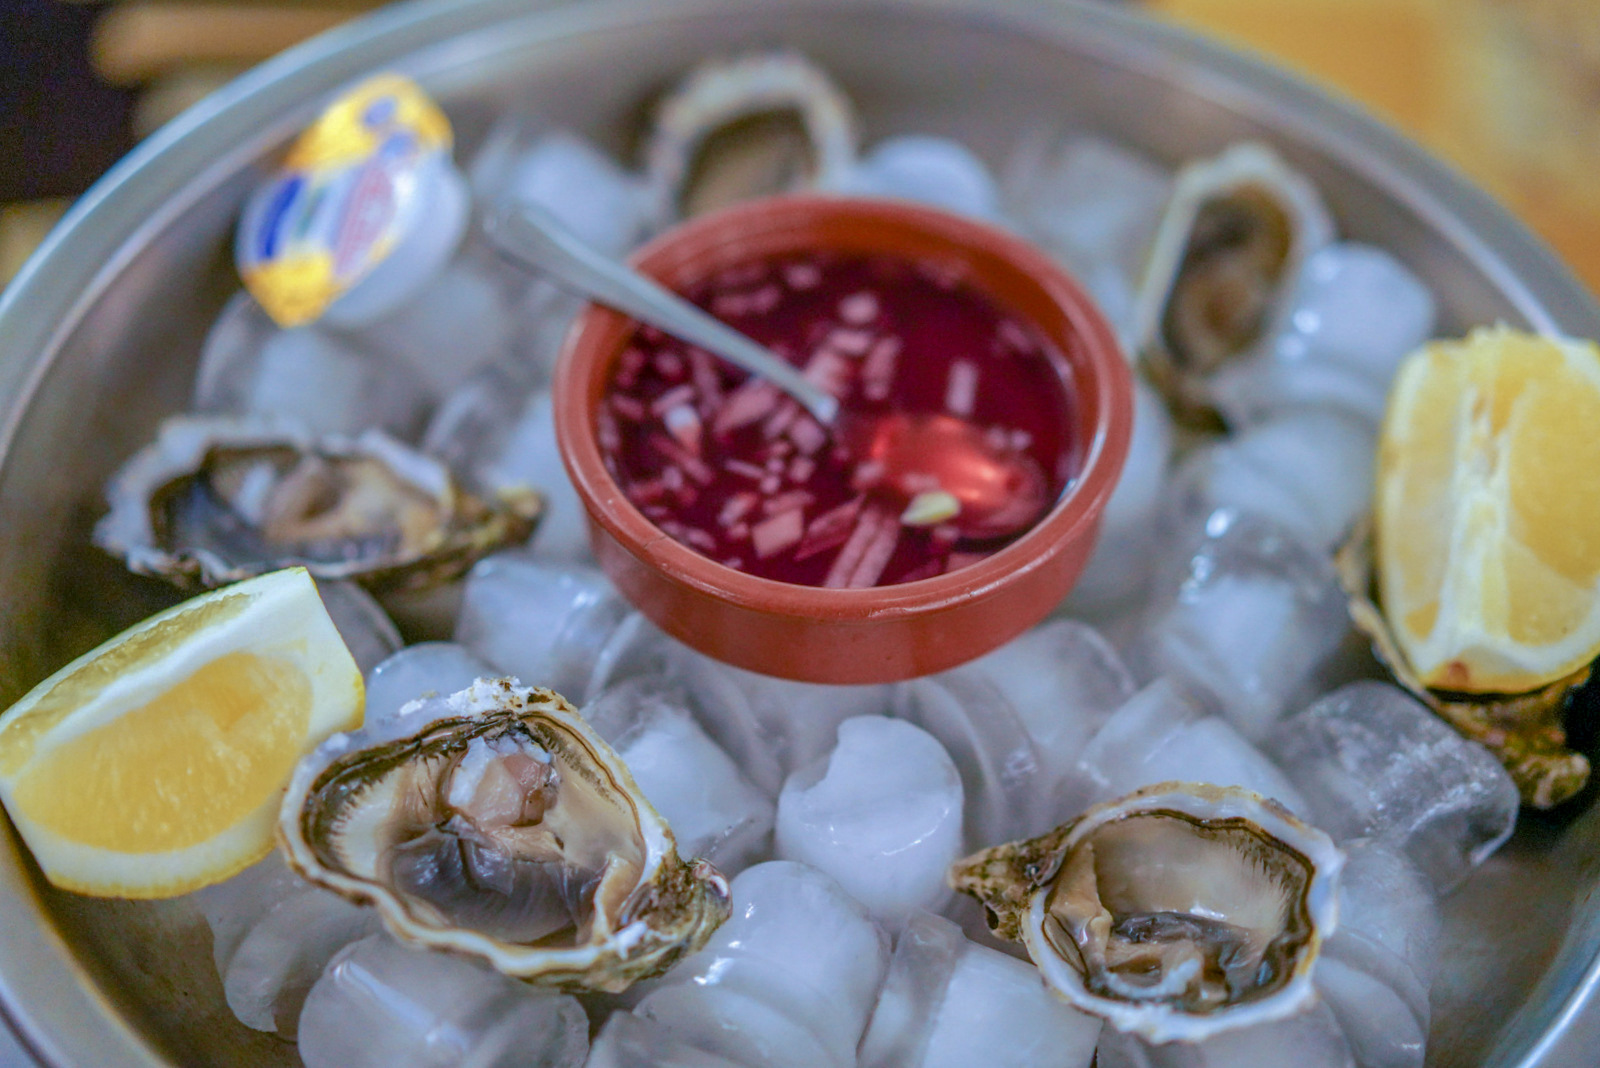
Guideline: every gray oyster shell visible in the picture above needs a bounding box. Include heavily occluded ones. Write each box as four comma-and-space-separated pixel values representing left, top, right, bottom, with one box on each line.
278, 678, 731, 992
950, 782, 1342, 1043
94, 415, 542, 593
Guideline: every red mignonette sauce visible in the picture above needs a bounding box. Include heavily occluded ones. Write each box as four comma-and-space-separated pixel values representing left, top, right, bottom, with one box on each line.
599, 250, 1077, 588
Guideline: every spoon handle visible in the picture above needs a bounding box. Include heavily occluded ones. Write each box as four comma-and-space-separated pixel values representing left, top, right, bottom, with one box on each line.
485, 201, 840, 425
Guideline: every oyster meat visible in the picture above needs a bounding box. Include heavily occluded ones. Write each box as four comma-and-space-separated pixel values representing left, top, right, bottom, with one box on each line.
94, 415, 541, 592
279, 678, 731, 992
642, 51, 858, 225
1132, 142, 1334, 425
950, 782, 1342, 1043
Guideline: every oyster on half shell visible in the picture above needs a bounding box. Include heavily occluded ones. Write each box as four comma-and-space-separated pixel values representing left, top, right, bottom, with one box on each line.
949, 782, 1342, 1044
279, 678, 731, 992
94, 415, 541, 593
1132, 142, 1334, 427
642, 50, 858, 226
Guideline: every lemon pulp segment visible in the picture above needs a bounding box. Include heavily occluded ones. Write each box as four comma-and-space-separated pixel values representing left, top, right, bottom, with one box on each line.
10, 652, 313, 852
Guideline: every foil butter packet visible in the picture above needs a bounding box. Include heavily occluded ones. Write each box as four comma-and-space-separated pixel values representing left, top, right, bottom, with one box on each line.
237, 73, 466, 328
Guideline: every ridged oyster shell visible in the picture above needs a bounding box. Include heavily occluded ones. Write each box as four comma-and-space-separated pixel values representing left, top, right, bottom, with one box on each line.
94, 415, 541, 593
1132, 142, 1335, 426
949, 782, 1342, 1043
642, 50, 858, 226
1336, 516, 1591, 808
279, 678, 731, 992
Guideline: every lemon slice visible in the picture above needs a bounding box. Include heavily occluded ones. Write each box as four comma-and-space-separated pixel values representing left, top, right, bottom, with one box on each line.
1377, 326, 1600, 693
0, 568, 363, 897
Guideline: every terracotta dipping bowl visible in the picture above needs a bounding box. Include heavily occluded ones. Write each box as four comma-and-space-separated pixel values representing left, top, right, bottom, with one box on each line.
553, 195, 1132, 683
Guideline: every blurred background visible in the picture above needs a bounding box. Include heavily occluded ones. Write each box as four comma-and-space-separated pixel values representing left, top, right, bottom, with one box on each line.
2, 0, 1598, 295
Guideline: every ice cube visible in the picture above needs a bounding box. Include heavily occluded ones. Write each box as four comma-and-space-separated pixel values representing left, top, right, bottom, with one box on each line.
1095, 1002, 1353, 1068
859, 911, 1101, 1068
1063, 498, 1171, 618
960, 619, 1135, 785
635, 983, 842, 1068
843, 135, 1002, 220
587, 1011, 747, 1068
1315, 841, 1439, 1068
241, 325, 433, 440
775, 718, 963, 930
192, 290, 275, 414
1167, 409, 1376, 551
475, 390, 594, 563
669, 647, 893, 796
191, 852, 304, 976
1211, 345, 1392, 430
637, 861, 890, 1068
191, 853, 380, 1037
903, 619, 1135, 841
472, 126, 647, 259
1132, 509, 1350, 742
584, 612, 678, 699
1002, 134, 1172, 346
1074, 679, 1308, 816
298, 934, 588, 1068
1002, 134, 1171, 284
220, 885, 379, 1036
1283, 243, 1436, 386
512, 282, 589, 385
316, 579, 402, 678
584, 678, 775, 873
364, 642, 497, 727
1210, 243, 1432, 430
354, 260, 516, 400
893, 671, 1046, 849
453, 555, 629, 702
1266, 682, 1520, 891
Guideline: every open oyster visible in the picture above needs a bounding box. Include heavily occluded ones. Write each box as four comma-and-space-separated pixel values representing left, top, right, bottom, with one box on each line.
279, 678, 731, 992
642, 51, 858, 226
95, 416, 541, 593
1132, 142, 1334, 426
1337, 518, 1591, 808
950, 782, 1341, 1043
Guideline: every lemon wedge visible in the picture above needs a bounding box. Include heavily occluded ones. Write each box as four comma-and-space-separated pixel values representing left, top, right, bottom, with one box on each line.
0, 568, 363, 897
1377, 326, 1600, 694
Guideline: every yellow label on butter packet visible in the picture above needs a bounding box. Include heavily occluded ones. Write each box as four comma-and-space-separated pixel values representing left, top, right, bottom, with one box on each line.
236, 73, 454, 327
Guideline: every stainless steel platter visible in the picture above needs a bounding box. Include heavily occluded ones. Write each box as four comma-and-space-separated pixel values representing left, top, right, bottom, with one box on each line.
2, 0, 1599, 1064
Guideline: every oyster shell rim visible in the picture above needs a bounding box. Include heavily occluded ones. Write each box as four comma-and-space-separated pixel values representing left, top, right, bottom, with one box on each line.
950, 781, 1343, 1044
276, 677, 731, 993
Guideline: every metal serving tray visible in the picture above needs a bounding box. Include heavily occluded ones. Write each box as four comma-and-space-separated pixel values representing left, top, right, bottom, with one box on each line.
1, 0, 1598, 1064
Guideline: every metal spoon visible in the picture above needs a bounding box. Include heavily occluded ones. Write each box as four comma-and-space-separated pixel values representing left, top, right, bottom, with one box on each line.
484, 201, 1050, 539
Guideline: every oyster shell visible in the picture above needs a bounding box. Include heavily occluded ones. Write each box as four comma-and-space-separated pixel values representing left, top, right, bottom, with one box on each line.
279, 678, 731, 992
642, 51, 858, 225
949, 782, 1342, 1043
1132, 142, 1334, 426
1336, 517, 1591, 808
94, 416, 541, 593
